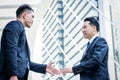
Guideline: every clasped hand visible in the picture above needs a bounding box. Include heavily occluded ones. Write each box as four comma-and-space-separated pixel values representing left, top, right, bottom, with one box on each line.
46, 62, 72, 75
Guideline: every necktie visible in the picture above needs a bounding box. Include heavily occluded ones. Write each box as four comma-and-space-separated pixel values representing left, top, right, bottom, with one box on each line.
82, 42, 90, 57
86, 42, 90, 50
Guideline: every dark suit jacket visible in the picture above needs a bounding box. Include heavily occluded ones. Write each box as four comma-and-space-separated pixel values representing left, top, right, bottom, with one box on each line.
72, 37, 110, 80
0, 20, 47, 80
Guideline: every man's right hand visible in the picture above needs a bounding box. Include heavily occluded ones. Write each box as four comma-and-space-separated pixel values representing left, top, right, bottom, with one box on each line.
10, 75, 18, 80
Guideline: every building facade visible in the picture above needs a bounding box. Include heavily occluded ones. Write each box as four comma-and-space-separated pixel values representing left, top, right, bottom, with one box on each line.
41, 0, 120, 80
109, 0, 120, 80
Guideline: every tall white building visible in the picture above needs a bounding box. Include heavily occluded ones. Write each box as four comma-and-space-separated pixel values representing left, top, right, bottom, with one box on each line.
0, 0, 120, 80
41, 0, 120, 80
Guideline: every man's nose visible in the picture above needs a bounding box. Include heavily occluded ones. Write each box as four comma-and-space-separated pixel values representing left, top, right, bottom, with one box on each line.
82, 29, 85, 32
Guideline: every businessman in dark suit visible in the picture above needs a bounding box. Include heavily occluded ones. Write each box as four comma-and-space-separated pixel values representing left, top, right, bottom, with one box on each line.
60, 17, 110, 80
0, 4, 59, 80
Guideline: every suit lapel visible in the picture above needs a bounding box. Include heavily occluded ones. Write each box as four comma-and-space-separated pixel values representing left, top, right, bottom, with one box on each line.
82, 36, 100, 59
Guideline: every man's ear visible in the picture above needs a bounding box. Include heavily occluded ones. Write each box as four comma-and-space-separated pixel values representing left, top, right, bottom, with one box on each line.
93, 25, 97, 31
22, 12, 27, 19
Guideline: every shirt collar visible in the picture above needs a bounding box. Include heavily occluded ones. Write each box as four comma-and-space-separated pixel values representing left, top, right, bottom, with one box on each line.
89, 33, 99, 44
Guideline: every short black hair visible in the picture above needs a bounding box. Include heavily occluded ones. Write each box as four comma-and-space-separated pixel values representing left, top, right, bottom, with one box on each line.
84, 17, 100, 32
16, 4, 34, 18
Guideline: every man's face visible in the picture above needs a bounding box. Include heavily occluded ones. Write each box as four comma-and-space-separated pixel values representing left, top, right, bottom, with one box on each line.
23, 11, 34, 28
82, 21, 96, 40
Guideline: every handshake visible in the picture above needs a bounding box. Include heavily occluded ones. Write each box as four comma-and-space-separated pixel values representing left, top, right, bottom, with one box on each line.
46, 62, 72, 75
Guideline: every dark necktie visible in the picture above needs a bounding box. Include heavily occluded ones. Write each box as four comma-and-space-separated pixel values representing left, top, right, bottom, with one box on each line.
82, 42, 90, 58
86, 42, 90, 50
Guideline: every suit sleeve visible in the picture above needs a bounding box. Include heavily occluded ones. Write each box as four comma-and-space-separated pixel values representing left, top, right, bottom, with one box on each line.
4, 23, 20, 76
72, 38, 109, 75
30, 61, 47, 74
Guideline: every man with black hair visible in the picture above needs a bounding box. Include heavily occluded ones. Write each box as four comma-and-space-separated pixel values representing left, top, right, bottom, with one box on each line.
0, 4, 59, 80
60, 17, 110, 80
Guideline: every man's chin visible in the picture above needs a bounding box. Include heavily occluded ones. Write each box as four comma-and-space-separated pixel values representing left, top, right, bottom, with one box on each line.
26, 26, 31, 28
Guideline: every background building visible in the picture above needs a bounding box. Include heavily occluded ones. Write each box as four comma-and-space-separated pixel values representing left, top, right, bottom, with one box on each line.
41, 0, 120, 80
0, 0, 120, 80
109, 0, 120, 80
